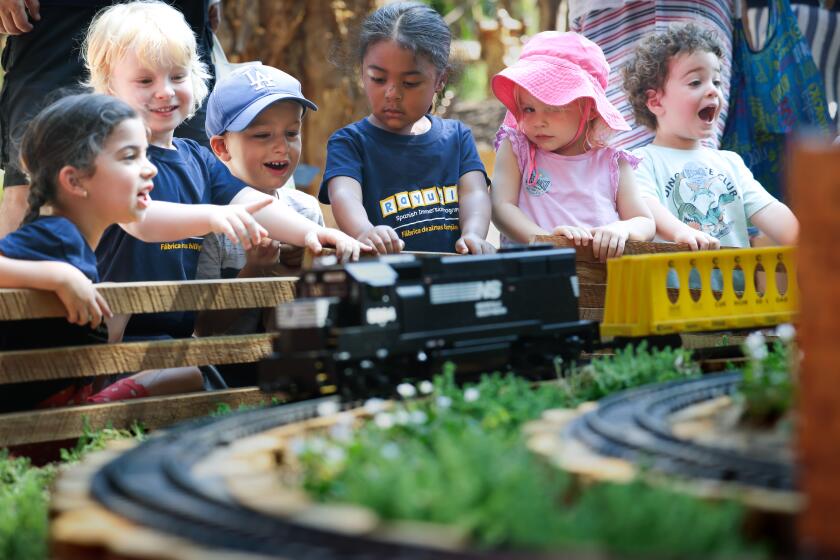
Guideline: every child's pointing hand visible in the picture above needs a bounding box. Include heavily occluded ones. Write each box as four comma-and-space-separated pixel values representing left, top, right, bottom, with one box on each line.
208, 198, 271, 250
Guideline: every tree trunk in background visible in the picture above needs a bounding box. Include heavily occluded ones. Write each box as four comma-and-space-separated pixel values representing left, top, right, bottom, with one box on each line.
537, 0, 562, 30
217, 0, 377, 196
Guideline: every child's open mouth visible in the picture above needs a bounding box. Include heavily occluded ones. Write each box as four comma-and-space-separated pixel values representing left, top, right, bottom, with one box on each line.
151, 106, 177, 114
698, 105, 717, 123
264, 161, 289, 172
137, 189, 152, 210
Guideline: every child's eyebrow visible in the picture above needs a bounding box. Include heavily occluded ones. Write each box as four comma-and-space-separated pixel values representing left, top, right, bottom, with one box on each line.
366, 64, 422, 76
680, 65, 720, 78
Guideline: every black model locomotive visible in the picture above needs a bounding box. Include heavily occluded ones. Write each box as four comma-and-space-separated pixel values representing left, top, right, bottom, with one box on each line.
259, 246, 598, 400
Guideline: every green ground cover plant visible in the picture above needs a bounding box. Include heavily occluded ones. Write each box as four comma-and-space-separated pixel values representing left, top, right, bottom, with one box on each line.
297, 346, 761, 557
739, 326, 796, 424
0, 421, 145, 560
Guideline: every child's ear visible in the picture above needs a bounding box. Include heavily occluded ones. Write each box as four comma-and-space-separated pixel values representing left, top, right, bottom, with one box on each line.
209, 135, 231, 162
645, 89, 664, 116
57, 165, 88, 199
435, 69, 450, 93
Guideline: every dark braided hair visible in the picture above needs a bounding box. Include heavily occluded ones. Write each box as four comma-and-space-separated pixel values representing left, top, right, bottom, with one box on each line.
358, 2, 451, 75
18, 93, 138, 225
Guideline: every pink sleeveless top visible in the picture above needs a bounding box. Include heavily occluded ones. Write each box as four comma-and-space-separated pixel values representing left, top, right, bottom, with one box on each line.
495, 126, 640, 245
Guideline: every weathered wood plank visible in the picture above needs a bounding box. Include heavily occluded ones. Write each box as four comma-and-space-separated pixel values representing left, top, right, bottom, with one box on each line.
0, 334, 274, 384
0, 276, 297, 321
578, 283, 607, 309
577, 262, 607, 284
579, 307, 603, 322
534, 235, 695, 263
0, 387, 278, 447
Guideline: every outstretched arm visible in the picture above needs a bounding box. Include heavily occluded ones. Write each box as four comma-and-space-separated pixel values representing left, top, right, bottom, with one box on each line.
491, 139, 549, 244
328, 176, 403, 254
233, 186, 367, 261
120, 198, 270, 248
0, 255, 111, 327
455, 170, 495, 254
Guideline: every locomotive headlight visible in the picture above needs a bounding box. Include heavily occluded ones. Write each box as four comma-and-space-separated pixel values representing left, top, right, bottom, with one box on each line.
365, 306, 397, 326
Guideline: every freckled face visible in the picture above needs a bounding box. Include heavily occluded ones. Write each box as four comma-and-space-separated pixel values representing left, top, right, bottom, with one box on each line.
362, 39, 444, 135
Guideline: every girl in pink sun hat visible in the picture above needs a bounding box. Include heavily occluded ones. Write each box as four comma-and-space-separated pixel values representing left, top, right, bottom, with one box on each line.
491, 31, 655, 261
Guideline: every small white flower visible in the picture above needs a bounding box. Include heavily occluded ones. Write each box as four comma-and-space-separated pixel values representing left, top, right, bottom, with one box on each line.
364, 398, 386, 415
307, 436, 327, 454
410, 410, 428, 425
288, 437, 307, 457
394, 409, 411, 426
381, 442, 400, 460
397, 383, 417, 399
418, 380, 434, 395
436, 395, 452, 409
329, 417, 354, 443
775, 323, 796, 343
674, 354, 684, 368
323, 444, 346, 466
317, 401, 340, 417
374, 412, 394, 430
464, 387, 480, 402
744, 331, 766, 360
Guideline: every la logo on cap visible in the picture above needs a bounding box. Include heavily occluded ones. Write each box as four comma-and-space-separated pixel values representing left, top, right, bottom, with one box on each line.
247, 69, 275, 91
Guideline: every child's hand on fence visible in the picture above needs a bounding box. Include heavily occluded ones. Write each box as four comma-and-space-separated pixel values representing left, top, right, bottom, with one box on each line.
52, 263, 112, 328
241, 238, 283, 277
673, 227, 720, 251
356, 225, 404, 254
305, 228, 371, 262
552, 225, 592, 246
277, 244, 305, 270
207, 198, 271, 249
590, 223, 630, 262
455, 233, 496, 255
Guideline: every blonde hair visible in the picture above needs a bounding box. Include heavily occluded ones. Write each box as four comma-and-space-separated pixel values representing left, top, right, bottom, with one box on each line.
83, 0, 210, 116
511, 85, 613, 150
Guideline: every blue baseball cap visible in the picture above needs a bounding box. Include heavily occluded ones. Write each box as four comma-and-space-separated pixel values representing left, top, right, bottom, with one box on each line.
205, 64, 318, 137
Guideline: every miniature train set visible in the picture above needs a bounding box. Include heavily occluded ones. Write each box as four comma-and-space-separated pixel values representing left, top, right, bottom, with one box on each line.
48, 241, 806, 559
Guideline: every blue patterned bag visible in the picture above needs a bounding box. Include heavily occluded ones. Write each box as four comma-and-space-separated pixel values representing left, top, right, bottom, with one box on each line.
721, 0, 832, 200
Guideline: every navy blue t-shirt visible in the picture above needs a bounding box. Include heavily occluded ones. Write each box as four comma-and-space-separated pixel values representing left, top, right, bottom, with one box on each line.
96, 138, 246, 338
0, 216, 106, 411
0, 216, 98, 281
319, 116, 488, 253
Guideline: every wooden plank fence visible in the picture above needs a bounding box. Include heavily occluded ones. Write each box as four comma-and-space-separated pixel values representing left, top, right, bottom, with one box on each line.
0, 240, 715, 448
0, 275, 296, 447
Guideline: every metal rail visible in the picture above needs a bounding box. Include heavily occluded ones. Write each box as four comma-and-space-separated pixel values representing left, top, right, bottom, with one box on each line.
567, 372, 795, 490
90, 397, 534, 559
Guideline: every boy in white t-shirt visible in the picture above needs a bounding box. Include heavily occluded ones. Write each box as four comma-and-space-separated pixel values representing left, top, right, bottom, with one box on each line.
622, 24, 798, 250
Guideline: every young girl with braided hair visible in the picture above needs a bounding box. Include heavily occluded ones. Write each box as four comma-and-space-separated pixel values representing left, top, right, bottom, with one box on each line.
0, 93, 201, 411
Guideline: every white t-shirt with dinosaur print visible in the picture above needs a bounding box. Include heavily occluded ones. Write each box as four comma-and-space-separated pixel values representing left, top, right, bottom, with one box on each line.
632, 144, 777, 248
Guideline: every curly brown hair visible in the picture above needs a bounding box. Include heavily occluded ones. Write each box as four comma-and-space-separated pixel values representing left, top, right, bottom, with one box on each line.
621, 24, 723, 131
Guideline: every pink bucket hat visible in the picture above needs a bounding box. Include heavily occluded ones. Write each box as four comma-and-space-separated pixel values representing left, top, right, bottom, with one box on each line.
491, 31, 629, 132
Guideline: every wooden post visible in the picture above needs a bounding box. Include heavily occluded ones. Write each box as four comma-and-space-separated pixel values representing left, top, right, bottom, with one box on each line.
790, 138, 840, 555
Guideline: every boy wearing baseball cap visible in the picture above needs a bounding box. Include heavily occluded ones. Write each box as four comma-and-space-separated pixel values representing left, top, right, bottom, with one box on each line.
195, 64, 324, 382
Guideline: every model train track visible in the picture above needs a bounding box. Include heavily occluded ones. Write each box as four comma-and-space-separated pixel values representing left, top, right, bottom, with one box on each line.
566, 372, 795, 491
89, 397, 534, 559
